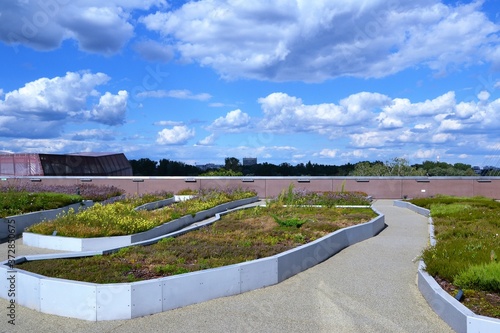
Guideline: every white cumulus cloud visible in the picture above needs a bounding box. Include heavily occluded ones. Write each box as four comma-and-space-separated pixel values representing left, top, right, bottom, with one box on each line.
207, 109, 251, 132
140, 0, 500, 81
197, 134, 216, 146
0, 71, 126, 137
157, 125, 195, 145
85, 90, 128, 125
0, 1, 165, 54
258, 91, 390, 132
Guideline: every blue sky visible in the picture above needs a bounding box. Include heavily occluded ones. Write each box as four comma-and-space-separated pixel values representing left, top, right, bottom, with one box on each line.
0, 0, 499, 167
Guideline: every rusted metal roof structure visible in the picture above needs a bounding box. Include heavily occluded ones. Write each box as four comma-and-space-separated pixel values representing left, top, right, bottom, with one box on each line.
0, 152, 132, 176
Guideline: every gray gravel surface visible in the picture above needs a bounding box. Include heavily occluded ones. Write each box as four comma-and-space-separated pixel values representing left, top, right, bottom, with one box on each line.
0, 200, 454, 333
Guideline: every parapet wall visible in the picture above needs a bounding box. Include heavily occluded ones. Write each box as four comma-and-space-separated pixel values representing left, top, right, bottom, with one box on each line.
1, 176, 499, 199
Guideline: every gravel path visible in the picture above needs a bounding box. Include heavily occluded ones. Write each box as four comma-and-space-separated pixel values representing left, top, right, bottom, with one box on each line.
0, 200, 454, 333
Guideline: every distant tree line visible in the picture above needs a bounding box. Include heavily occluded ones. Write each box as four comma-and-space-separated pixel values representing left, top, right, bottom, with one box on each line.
350, 158, 477, 176
129, 157, 484, 177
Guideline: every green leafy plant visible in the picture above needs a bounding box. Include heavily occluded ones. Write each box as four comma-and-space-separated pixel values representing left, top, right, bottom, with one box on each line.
272, 214, 307, 228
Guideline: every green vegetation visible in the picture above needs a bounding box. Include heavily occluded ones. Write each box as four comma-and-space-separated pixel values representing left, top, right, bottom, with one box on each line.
0, 183, 124, 202
272, 183, 370, 207
129, 156, 477, 176
412, 195, 500, 318
176, 188, 198, 195
0, 191, 82, 218
25, 188, 255, 237
454, 262, 500, 292
200, 169, 243, 176
18, 197, 377, 283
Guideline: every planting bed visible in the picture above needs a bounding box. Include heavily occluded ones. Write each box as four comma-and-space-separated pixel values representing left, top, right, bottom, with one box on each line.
19, 205, 377, 283
0, 183, 127, 240
23, 195, 259, 251
1, 202, 384, 320
395, 199, 500, 332
0, 188, 386, 321
412, 196, 500, 319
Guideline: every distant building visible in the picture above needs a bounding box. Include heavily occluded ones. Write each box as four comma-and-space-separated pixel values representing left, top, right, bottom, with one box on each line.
0, 152, 132, 176
243, 157, 257, 166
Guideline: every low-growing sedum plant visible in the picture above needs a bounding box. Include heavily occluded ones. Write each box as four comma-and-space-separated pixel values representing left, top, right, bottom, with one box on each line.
26, 187, 256, 238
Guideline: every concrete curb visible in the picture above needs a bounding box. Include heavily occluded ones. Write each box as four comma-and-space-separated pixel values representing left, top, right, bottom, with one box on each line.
0, 206, 384, 321
22, 197, 259, 251
394, 200, 500, 333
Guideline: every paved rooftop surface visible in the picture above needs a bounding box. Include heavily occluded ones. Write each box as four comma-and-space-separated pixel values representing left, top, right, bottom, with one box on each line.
0, 200, 454, 333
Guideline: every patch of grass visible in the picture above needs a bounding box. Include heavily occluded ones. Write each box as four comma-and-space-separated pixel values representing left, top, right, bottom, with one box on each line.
0, 191, 82, 218
413, 195, 500, 318
18, 205, 377, 283
455, 262, 500, 293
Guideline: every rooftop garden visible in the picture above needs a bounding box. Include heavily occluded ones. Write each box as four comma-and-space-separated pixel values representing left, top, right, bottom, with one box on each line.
411, 195, 500, 318
17, 187, 376, 283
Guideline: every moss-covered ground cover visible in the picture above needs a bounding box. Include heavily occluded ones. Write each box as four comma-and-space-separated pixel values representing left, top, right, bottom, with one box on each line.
411, 195, 500, 318
25, 188, 255, 237
18, 203, 376, 283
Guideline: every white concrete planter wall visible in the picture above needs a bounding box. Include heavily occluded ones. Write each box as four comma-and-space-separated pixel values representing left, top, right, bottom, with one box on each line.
393, 199, 430, 217
394, 200, 500, 333
173, 195, 195, 202
133, 197, 175, 211
1, 208, 385, 321
22, 197, 259, 251
0, 201, 94, 240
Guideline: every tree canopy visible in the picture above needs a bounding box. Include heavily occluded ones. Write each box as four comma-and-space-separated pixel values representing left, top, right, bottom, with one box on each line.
128, 157, 479, 177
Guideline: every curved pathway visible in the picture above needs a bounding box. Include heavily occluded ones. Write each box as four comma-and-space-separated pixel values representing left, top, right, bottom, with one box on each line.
0, 200, 454, 332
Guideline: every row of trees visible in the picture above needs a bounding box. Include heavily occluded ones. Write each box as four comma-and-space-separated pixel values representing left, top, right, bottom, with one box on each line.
350, 158, 478, 176
129, 157, 493, 177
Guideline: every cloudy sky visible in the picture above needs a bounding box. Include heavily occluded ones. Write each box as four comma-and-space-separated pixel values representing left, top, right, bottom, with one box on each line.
0, 0, 499, 167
